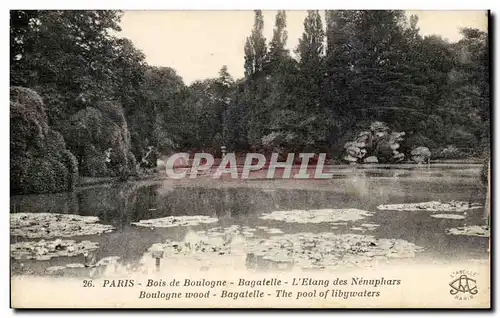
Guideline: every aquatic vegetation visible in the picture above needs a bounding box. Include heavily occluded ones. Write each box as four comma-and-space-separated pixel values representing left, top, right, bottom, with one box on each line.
44, 256, 122, 277
260, 208, 374, 224
144, 229, 423, 271
11, 239, 99, 260
96, 256, 121, 267
446, 225, 490, 237
139, 229, 249, 273
148, 235, 231, 259
377, 201, 482, 212
266, 228, 284, 234
430, 214, 466, 220
46, 266, 66, 274
195, 225, 256, 239
131, 215, 218, 228
361, 223, 380, 230
351, 227, 365, 231
200, 225, 286, 240
245, 233, 424, 270
10, 213, 114, 239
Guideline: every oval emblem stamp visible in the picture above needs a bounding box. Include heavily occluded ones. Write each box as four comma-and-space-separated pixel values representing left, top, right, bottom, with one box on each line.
449, 270, 478, 300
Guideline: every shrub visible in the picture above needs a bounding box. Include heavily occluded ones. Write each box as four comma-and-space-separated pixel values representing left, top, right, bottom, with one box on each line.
22, 158, 69, 194
436, 145, 467, 159
10, 87, 78, 195
64, 102, 136, 178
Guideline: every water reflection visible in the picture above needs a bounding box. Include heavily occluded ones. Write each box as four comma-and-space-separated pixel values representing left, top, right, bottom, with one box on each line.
10, 171, 488, 277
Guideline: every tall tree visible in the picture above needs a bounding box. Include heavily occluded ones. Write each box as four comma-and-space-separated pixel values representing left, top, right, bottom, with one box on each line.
243, 38, 255, 78
10, 10, 124, 127
267, 10, 288, 70
244, 10, 267, 77
325, 10, 360, 119
296, 10, 325, 66
294, 10, 329, 147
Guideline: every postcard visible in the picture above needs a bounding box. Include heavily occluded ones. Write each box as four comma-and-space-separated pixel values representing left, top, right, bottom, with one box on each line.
10, 9, 491, 309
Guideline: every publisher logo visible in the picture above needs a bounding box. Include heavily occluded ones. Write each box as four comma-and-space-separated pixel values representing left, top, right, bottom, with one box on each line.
449, 270, 478, 300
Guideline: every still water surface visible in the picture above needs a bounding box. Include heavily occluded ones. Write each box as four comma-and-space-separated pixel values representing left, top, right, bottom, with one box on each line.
10, 165, 489, 275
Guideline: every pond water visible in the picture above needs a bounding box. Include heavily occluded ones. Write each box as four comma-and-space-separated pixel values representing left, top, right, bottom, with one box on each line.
10, 164, 489, 276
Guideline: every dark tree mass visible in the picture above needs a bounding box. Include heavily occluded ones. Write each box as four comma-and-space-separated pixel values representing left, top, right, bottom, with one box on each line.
10, 10, 490, 194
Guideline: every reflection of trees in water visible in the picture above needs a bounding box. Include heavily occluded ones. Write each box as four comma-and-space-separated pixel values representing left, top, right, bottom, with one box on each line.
76, 183, 142, 229
149, 187, 257, 220
10, 191, 80, 215
11, 183, 343, 227
153, 187, 337, 220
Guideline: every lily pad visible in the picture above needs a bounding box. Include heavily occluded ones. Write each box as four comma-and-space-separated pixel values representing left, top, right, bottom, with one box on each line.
430, 214, 466, 220
144, 231, 237, 265
96, 256, 121, 267
446, 225, 490, 237
361, 223, 380, 230
266, 228, 284, 235
206, 225, 255, 238
351, 227, 365, 231
245, 233, 424, 270
11, 239, 99, 260
131, 215, 218, 228
10, 213, 114, 239
377, 201, 482, 212
46, 266, 66, 274
260, 209, 374, 224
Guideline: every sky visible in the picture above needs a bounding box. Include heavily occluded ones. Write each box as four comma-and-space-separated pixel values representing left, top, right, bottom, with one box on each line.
118, 10, 488, 85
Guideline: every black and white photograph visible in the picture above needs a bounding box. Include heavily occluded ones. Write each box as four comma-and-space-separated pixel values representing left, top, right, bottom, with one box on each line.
9, 9, 491, 308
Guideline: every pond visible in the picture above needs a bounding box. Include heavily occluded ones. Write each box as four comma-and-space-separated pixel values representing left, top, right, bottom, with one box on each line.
10, 164, 489, 277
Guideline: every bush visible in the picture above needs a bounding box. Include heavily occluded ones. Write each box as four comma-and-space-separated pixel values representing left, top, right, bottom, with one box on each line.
64, 102, 136, 178
10, 87, 78, 195
23, 158, 69, 194
435, 145, 467, 159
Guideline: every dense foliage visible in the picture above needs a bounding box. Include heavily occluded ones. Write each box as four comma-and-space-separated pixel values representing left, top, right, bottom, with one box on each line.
10, 87, 78, 194
10, 10, 490, 193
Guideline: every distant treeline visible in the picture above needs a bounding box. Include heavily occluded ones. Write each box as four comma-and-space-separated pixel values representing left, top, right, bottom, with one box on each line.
10, 10, 489, 193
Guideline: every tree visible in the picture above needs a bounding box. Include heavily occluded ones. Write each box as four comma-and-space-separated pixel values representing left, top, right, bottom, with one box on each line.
10, 10, 126, 128
267, 10, 288, 71
10, 87, 78, 194
291, 11, 330, 149
244, 10, 267, 77
296, 10, 324, 66
444, 28, 489, 154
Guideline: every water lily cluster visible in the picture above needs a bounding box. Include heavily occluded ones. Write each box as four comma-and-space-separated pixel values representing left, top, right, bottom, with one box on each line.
10, 213, 111, 269
11, 239, 99, 260
377, 201, 482, 212
10, 213, 114, 239
446, 225, 490, 237
131, 215, 219, 228
246, 233, 424, 270
260, 208, 374, 223
143, 226, 424, 271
